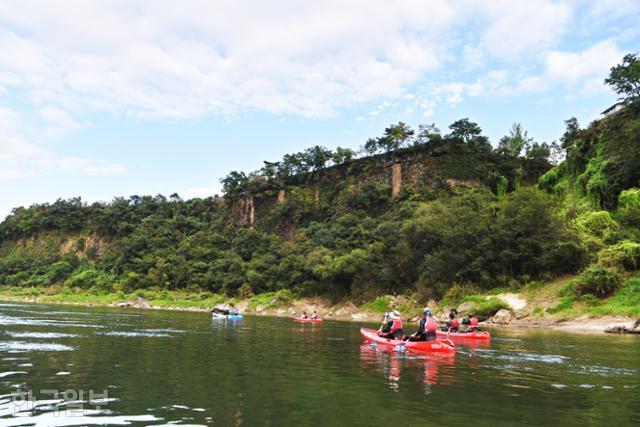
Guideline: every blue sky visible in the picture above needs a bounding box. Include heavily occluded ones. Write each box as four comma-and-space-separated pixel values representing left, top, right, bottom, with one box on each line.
1, 0, 639, 219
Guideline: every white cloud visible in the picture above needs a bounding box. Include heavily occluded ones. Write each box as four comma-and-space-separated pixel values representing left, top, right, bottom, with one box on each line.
39, 106, 83, 138
478, 0, 573, 59
544, 39, 623, 91
0, 0, 462, 120
0, 0, 633, 153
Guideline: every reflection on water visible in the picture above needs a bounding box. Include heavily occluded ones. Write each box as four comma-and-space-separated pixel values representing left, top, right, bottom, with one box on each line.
360, 343, 456, 392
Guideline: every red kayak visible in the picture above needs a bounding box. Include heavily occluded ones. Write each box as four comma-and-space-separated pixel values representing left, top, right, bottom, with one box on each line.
436, 330, 490, 340
360, 328, 456, 353
293, 317, 323, 323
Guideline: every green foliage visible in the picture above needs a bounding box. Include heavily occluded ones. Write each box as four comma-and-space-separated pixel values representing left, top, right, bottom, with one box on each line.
361, 296, 393, 313
472, 298, 509, 319
496, 175, 508, 198
442, 283, 480, 305
604, 53, 640, 100
575, 211, 619, 241
65, 268, 115, 291
617, 188, 640, 228
571, 266, 622, 297
597, 241, 640, 270
0, 109, 638, 311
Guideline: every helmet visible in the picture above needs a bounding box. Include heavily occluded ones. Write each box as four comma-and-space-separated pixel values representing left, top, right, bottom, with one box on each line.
423, 307, 432, 316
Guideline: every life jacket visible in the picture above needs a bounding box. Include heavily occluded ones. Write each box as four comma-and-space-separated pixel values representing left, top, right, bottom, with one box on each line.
450, 319, 460, 328
425, 317, 438, 332
390, 318, 403, 332
469, 317, 479, 327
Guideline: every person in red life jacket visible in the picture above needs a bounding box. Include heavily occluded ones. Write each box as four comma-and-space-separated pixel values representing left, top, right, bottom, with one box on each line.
301, 311, 308, 319
462, 314, 480, 332
378, 312, 393, 334
379, 310, 403, 339
407, 308, 438, 341
445, 309, 460, 332
311, 310, 319, 319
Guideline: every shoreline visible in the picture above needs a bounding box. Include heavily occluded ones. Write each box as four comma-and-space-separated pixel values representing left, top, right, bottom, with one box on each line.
0, 293, 637, 335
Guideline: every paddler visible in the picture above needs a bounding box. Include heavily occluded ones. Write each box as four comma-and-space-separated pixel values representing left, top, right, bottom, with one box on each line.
378, 312, 393, 334
406, 307, 437, 341
445, 309, 460, 332
301, 311, 308, 319
380, 310, 404, 339
462, 314, 480, 332
311, 310, 319, 319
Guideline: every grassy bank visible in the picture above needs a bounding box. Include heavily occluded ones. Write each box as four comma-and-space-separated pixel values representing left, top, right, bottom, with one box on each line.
1, 273, 639, 330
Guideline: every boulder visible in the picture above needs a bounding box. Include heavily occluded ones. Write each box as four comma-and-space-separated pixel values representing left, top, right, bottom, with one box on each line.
457, 301, 476, 314
492, 309, 512, 325
129, 297, 150, 309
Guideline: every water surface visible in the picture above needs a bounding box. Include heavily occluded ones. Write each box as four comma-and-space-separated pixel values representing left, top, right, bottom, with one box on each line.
0, 302, 638, 426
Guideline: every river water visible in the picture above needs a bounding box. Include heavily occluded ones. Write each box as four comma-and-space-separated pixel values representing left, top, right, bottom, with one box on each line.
0, 302, 638, 426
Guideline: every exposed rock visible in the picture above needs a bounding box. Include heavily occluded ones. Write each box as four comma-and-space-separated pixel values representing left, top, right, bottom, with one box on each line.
391, 163, 402, 198
128, 297, 150, 309
605, 325, 640, 334
117, 302, 130, 308
494, 293, 527, 311
351, 313, 366, 321
491, 309, 512, 325
334, 301, 358, 317
457, 301, 476, 313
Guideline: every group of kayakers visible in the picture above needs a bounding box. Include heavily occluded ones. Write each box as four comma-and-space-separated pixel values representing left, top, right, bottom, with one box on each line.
299, 310, 320, 320
212, 307, 239, 316
377, 308, 480, 341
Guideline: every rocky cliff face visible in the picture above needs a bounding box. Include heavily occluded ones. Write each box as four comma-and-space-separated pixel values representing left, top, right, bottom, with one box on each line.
229, 146, 479, 234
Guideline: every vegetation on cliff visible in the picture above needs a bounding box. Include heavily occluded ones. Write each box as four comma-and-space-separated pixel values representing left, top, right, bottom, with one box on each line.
1, 53, 639, 317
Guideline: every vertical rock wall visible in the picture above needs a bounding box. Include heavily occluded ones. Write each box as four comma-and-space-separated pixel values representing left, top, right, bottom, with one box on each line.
391, 163, 402, 198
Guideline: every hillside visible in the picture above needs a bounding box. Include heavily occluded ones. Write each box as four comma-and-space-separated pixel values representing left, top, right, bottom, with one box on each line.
0, 102, 639, 322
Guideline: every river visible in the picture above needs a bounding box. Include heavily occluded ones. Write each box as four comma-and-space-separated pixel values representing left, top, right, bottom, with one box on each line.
0, 302, 638, 426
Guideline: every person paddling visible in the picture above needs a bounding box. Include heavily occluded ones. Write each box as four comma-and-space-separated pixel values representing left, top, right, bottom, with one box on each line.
462, 314, 480, 332
445, 309, 460, 332
311, 310, 319, 319
301, 311, 308, 319
380, 310, 403, 340
378, 312, 393, 334
406, 308, 437, 341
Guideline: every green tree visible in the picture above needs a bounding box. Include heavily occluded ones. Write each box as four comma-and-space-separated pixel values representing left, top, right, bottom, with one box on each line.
378, 122, 414, 152
498, 123, 533, 157
605, 53, 640, 100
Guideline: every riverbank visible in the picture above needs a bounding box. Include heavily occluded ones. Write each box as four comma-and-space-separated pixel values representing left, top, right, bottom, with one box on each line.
0, 285, 638, 334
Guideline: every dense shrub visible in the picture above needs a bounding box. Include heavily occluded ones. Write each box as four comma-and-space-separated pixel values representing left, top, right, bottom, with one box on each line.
598, 241, 640, 270
571, 266, 622, 297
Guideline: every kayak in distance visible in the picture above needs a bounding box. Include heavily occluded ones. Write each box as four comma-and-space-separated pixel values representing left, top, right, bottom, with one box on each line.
360, 328, 456, 353
436, 330, 491, 340
211, 313, 244, 320
293, 317, 323, 323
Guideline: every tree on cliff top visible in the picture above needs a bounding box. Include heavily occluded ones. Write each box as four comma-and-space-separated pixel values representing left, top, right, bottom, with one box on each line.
605, 53, 640, 100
